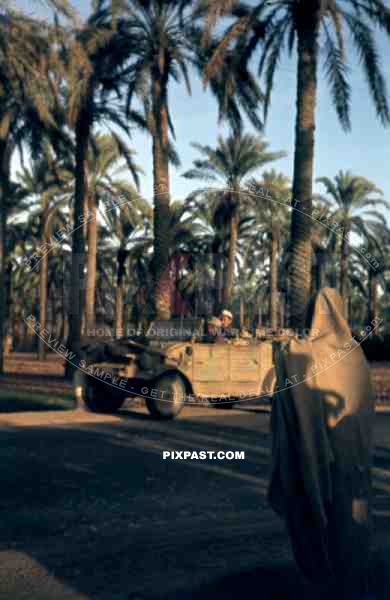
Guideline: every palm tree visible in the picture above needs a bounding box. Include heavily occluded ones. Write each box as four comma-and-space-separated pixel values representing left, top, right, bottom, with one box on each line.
317, 171, 389, 315
159, 200, 213, 318
365, 243, 386, 326
98, 182, 151, 336
17, 154, 72, 359
83, 133, 142, 331
246, 170, 291, 328
183, 132, 285, 306
185, 191, 221, 311
0, 182, 32, 348
119, 0, 263, 319
62, 8, 146, 359
241, 245, 270, 327
0, 11, 67, 371
105, 197, 210, 326
349, 226, 390, 327
204, 0, 390, 329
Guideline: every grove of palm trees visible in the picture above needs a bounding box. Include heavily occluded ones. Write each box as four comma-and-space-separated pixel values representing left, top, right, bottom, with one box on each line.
1, 0, 390, 369
3, 2, 390, 599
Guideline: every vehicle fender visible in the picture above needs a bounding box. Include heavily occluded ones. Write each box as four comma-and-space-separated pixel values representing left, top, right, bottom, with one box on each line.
154, 368, 194, 399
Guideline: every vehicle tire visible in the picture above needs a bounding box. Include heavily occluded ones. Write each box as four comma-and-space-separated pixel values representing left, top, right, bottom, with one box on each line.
145, 373, 186, 420
73, 370, 125, 414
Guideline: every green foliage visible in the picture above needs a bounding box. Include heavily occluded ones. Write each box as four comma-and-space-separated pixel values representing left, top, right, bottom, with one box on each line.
0, 0, 390, 347
317, 170, 390, 250
203, 0, 390, 127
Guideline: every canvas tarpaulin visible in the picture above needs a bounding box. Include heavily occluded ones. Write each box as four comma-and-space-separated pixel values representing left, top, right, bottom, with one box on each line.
268, 288, 375, 596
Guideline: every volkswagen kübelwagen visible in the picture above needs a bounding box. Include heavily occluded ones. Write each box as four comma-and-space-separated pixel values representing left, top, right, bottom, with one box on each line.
73, 319, 277, 419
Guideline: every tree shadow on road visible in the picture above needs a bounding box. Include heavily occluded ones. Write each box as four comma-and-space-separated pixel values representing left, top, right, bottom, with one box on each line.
170, 562, 307, 600
0, 409, 388, 600
0, 414, 286, 599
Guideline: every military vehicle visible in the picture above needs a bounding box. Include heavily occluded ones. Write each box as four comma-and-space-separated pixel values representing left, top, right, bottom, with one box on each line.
73, 319, 277, 420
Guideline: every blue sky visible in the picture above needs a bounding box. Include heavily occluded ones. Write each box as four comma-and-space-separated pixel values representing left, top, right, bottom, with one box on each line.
14, 0, 390, 219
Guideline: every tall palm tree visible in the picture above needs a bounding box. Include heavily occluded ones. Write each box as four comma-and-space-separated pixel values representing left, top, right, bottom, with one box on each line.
0, 182, 32, 349
106, 197, 210, 325
247, 169, 291, 328
119, 0, 263, 319
317, 171, 389, 314
83, 133, 142, 331
183, 132, 285, 305
366, 243, 386, 325
364, 235, 389, 326
339, 224, 390, 329
204, 0, 390, 328
61, 8, 146, 360
0, 11, 68, 372
181, 192, 227, 313
17, 154, 72, 359
158, 200, 213, 318
97, 180, 150, 336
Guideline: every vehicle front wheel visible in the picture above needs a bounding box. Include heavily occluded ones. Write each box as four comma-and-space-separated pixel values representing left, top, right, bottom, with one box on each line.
73, 370, 125, 414
145, 373, 186, 420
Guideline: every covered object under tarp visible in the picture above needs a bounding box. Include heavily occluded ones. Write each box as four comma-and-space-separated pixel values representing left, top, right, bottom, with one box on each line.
268, 288, 375, 598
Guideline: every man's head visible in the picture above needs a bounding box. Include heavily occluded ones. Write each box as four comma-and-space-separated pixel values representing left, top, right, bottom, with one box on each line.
220, 309, 233, 329
207, 316, 222, 336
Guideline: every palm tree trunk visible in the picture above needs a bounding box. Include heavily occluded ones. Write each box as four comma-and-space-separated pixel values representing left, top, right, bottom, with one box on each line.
38, 200, 50, 361
0, 196, 6, 374
223, 201, 239, 306
280, 294, 285, 328
0, 140, 11, 374
67, 111, 90, 362
85, 192, 97, 331
289, 10, 321, 331
270, 223, 279, 329
212, 238, 223, 314
38, 243, 49, 360
239, 295, 244, 329
372, 275, 378, 323
367, 270, 378, 325
314, 248, 326, 292
217, 260, 224, 311
115, 284, 124, 338
339, 223, 349, 299
61, 303, 69, 344
152, 67, 171, 320
83, 189, 89, 238
4, 262, 12, 353
115, 248, 128, 338
347, 292, 352, 324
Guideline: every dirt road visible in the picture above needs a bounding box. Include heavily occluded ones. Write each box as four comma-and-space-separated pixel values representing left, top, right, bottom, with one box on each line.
0, 405, 389, 599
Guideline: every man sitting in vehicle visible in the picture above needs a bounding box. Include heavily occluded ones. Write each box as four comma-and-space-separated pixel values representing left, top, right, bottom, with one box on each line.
204, 317, 223, 342
219, 309, 237, 339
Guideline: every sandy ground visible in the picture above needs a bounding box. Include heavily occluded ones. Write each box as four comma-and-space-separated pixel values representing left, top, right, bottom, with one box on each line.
0, 404, 390, 599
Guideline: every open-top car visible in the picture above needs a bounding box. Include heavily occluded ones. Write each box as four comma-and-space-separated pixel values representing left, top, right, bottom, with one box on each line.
73, 319, 277, 419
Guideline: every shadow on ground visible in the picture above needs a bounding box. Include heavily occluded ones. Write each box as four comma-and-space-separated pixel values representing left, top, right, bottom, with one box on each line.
169, 562, 308, 600
0, 409, 389, 599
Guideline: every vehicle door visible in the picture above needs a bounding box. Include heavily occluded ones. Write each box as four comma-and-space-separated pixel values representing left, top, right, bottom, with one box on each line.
228, 341, 274, 401
192, 342, 230, 397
